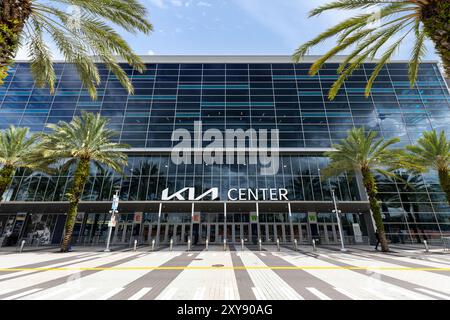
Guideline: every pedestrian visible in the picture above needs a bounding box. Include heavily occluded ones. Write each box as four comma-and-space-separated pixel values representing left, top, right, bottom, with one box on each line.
374, 230, 380, 251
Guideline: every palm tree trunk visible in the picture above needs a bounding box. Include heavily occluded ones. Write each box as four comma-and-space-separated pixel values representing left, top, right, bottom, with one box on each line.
422, 0, 450, 77
60, 159, 90, 252
361, 168, 389, 252
438, 168, 450, 206
0, 0, 32, 82
0, 165, 15, 201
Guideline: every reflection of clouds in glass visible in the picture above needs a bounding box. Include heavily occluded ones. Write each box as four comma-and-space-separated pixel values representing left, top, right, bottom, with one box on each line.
379, 118, 407, 137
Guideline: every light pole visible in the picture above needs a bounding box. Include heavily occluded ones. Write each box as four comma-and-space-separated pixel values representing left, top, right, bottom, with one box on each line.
104, 187, 120, 252
331, 188, 347, 252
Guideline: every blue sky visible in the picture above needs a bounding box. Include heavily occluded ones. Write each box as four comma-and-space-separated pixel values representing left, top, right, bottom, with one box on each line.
18, 0, 440, 61
132, 0, 439, 60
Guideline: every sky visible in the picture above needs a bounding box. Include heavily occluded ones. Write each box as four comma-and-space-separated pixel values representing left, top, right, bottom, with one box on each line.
17, 0, 440, 61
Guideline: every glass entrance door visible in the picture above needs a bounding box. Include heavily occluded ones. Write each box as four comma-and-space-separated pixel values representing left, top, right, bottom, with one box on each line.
293, 223, 310, 244
230, 224, 251, 243
260, 224, 288, 243
141, 223, 157, 244
199, 223, 221, 244
113, 223, 133, 244
318, 223, 338, 244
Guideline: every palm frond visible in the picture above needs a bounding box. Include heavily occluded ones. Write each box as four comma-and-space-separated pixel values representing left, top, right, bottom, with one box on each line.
309, 0, 405, 17
408, 25, 427, 87
26, 19, 56, 93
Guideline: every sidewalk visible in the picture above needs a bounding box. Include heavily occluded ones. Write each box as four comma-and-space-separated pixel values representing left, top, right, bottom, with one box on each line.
1, 243, 448, 255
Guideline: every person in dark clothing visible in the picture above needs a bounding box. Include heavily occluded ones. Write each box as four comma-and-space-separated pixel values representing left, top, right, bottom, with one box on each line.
374, 230, 380, 251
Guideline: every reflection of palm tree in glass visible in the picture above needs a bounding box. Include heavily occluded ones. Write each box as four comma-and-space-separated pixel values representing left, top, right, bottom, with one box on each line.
379, 171, 430, 243
123, 162, 161, 200
395, 171, 430, 243
89, 165, 115, 201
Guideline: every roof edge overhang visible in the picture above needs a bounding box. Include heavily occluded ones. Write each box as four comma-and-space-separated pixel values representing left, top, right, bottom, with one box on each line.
13, 55, 440, 64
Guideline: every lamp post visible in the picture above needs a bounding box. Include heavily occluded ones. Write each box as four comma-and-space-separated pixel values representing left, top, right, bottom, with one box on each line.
104, 187, 120, 252
331, 188, 347, 252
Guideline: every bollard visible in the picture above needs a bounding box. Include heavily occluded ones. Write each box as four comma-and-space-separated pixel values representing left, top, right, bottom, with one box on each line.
151, 239, 155, 252
259, 238, 262, 252
19, 240, 26, 253
294, 239, 298, 251
276, 238, 280, 251
205, 239, 209, 251
133, 240, 137, 252
187, 237, 191, 252
424, 240, 429, 253
223, 239, 227, 251
312, 239, 317, 252
170, 238, 173, 252
241, 239, 244, 251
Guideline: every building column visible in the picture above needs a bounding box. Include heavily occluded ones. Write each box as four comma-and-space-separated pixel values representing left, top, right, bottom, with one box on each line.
190, 202, 194, 244
288, 202, 294, 243
256, 202, 260, 242
155, 203, 162, 246
224, 202, 227, 242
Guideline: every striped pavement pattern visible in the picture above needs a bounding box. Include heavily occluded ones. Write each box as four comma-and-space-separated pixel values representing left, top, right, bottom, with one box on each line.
0, 245, 448, 300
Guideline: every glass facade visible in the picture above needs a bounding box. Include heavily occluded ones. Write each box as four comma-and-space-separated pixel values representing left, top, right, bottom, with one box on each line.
0, 58, 449, 244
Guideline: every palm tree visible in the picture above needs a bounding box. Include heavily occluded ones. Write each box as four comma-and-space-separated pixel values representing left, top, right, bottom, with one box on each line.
293, 0, 450, 99
405, 130, 450, 206
37, 112, 129, 252
0, 125, 42, 201
0, 0, 153, 98
321, 127, 405, 252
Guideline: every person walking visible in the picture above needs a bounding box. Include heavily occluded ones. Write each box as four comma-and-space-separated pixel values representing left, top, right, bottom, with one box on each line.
374, 230, 380, 251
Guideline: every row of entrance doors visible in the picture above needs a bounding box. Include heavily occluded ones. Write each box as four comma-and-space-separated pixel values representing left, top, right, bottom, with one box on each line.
111, 221, 342, 245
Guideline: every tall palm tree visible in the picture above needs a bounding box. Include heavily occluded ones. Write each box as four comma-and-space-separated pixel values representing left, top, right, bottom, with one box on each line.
321, 127, 405, 252
0, 0, 153, 98
0, 125, 42, 201
405, 130, 450, 206
293, 0, 450, 99
37, 112, 129, 252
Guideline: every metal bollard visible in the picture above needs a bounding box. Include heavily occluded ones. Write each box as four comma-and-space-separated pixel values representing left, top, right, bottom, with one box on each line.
276, 238, 280, 251
312, 239, 317, 252
294, 239, 298, 251
133, 240, 137, 252
259, 238, 262, 252
205, 239, 209, 251
187, 237, 191, 252
19, 240, 26, 253
151, 239, 155, 252
241, 239, 244, 251
424, 240, 429, 253
170, 238, 173, 252
223, 239, 227, 251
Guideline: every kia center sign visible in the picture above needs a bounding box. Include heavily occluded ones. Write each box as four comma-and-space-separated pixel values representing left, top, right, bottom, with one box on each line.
161, 187, 289, 201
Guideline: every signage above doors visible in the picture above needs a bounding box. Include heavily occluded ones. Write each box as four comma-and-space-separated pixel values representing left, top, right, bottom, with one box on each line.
161, 187, 289, 201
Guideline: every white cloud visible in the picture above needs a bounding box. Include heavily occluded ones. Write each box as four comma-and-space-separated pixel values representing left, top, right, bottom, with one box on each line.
148, 0, 167, 9
171, 0, 183, 7
197, 1, 212, 7
147, 50, 156, 55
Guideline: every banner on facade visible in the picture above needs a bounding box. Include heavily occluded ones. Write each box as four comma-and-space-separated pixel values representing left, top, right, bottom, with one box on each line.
192, 212, 200, 224
250, 213, 258, 224
108, 215, 116, 228
134, 213, 142, 224
308, 212, 317, 224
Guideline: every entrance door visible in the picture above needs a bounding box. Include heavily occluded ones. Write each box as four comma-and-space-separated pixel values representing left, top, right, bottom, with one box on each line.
234, 224, 241, 243
318, 224, 338, 244
231, 224, 251, 244
141, 223, 157, 244
114, 223, 133, 244
198, 223, 222, 244
293, 223, 310, 244
264, 224, 276, 243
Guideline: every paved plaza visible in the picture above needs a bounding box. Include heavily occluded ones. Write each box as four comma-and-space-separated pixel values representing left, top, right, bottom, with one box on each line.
0, 245, 449, 300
